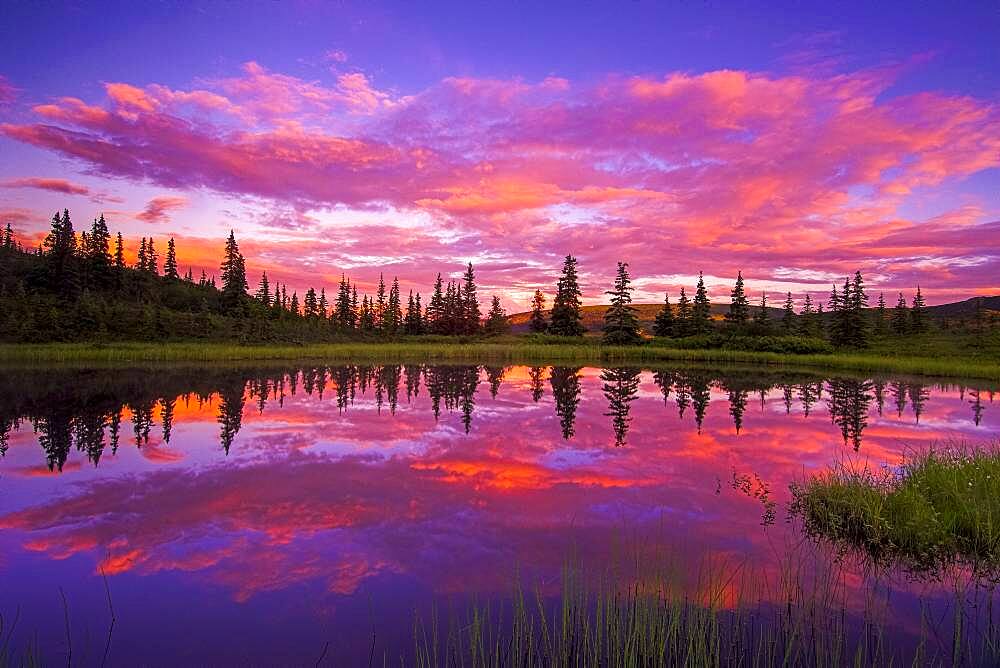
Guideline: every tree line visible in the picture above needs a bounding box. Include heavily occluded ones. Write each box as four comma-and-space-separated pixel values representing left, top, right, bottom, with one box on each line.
0, 208, 970, 345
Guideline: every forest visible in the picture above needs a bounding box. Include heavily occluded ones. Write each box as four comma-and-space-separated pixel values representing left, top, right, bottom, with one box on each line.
0, 209, 995, 347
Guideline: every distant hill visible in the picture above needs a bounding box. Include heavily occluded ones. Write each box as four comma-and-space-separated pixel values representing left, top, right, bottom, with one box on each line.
508, 297, 1000, 334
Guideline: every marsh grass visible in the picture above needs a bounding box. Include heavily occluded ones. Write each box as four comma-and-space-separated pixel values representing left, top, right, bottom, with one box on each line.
1, 338, 998, 381
790, 442, 1000, 577
404, 547, 999, 667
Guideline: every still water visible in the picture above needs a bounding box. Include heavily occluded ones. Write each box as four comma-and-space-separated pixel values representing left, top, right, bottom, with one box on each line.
0, 363, 997, 664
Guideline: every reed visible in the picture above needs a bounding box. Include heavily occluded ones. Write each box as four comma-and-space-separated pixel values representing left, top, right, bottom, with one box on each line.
1, 340, 997, 381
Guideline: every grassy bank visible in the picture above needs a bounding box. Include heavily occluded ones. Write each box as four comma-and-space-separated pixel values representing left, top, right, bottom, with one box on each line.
0, 337, 998, 380
790, 443, 1000, 574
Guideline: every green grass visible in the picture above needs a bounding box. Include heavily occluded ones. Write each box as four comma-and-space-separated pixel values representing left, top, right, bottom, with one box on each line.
0, 335, 998, 381
790, 442, 1000, 575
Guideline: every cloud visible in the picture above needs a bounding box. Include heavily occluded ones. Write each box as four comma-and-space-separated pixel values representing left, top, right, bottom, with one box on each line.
135, 195, 188, 223
1, 60, 998, 305
2, 177, 91, 196
0, 75, 15, 105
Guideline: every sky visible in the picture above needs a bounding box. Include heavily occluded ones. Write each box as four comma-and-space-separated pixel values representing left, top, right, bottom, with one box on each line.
0, 1, 998, 308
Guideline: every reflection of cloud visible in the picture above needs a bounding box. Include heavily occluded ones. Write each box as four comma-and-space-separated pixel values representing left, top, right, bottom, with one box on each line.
0, 368, 993, 608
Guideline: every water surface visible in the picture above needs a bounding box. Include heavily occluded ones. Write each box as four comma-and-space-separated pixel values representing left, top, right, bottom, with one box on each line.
0, 363, 996, 664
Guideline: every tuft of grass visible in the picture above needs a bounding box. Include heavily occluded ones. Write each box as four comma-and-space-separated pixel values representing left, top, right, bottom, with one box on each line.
790, 442, 1000, 575
0, 339, 998, 381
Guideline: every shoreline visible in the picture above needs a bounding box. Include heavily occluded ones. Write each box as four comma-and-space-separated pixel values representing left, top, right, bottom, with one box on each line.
1, 341, 998, 381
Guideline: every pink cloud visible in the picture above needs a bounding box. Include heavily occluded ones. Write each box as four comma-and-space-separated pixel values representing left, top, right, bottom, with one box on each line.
135, 195, 188, 224
2, 176, 91, 196
1, 61, 998, 304
0, 75, 16, 105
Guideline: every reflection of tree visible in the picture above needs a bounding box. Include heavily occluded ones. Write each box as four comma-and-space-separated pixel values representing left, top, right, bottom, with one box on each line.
332, 365, 357, 412
529, 366, 545, 402
652, 370, 674, 405
782, 384, 793, 415
872, 379, 885, 416
76, 411, 109, 465
727, 386, 749, 434
425, 366, 480, 433
549, 367, 582, 439
892, 381, 907, 418
826, 378, 873, 451
690, 377, 711, 434
217, 381, 246, 455
908, 383, 930, 424
404, 364, 422, 402
160, 397, 176, 444
797, 381, 821, 418
130, 400, 155, 446
601, 367, 641, 447
483, 366, 505, 399
970, 389, 985, 426
34, 409, 73, 471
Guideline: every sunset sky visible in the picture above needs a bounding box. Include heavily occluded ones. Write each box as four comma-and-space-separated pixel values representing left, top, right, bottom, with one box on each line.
1, 1, 998, 309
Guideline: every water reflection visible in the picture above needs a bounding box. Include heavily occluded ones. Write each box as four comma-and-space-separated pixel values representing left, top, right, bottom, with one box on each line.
0, 363, 996, 663
0, 365, 995, 469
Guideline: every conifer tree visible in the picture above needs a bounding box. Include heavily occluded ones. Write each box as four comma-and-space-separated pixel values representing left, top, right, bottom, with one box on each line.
137, 238, 148, 271
219, 231, 248, 312
910, 286, 927, 333
88, 214, 112, 273
164, 237, 179, 279
428, 273, 445, 333
185, 267, 194, 282
692, 272, 711, 334
549, 255, 584, 336
484, 295, 509, 335
43, 209, 78, 296
848, 271, 869, 347
753, 291, 770, 328
405, 290, 421, 335
529, 290, 548, 333
726, 271, 750, 326
114, 233, 125, 270
828, 283, 846, 345
375, 274, 387, 330
602, 262, 641, 345
318, 287, 328, 320
414, 293, 424, 334
462, 262, 480, 334
798, 293, 816, 337
255, 272, 271, 305
653, 291, 674, 337
675, 286, 692, 337
2, 222, 13, 250
874, 292, 889, 336
146, 238, 158, 275
781, 292, 795, 334
304, 287, 318, 318
386, 277, 402, 333
335, 275, 354, 329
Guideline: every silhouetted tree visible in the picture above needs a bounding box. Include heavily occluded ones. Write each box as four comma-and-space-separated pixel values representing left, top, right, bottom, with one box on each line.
891, 292, 909, 335
726, 271, 750, 326
781, 292, 796, 334
653, 291, 674, 337
549, 255, 585, 336
675, 286, 692, 337
483, 295, 508, 335
164, 237, 179, 279
529, 290, 548, 333
910, 286, 928, 333
603, 262, 641, 345
220, 231, 248, 313
461, 263, 481, 334
692, 272, 711, 334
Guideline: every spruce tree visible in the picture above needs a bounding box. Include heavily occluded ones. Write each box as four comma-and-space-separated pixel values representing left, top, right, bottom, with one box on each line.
726, 271, 750, 326
781, 292, 795, 334
88, 214, 112, 272
484, 295, 508, 335
602, 262, 641, 345
529, 290, 548, 333
114, 233, 125, 270
910, 286, 927, 333
219, 231, 248, 312
798, 294, 815, 337
828, 282, 846, 345
164, 237, 179, 279
692, 272, 711, 334
304, 287, 318, 318
848, 271, 869, 347
676, 286, 692, 337
386, 277, 402, 333
146, 237, 158, 275
405, 290, 420, 334
289, 291, 299, 316
414, 293, 424, 334
375, 274, 387, 330
462, 262, 480, 334
549, 255, 585, 336
137, 237, 147, 270
653, 291, 674, 337
318, 288, 328, 320
428, 273, 445, 333
874, 292, 889, 336
255, 272, 271, 305
753, 291, 770, 328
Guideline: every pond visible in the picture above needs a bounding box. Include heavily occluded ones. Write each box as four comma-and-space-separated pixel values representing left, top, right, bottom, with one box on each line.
0, 363, 997, 665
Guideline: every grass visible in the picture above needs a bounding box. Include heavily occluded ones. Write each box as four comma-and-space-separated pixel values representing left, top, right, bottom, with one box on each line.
0, 334, 998, 381
790, 442, 1000, 575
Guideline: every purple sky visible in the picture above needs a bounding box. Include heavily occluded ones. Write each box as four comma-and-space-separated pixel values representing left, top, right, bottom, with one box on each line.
1, 1, 998, 308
